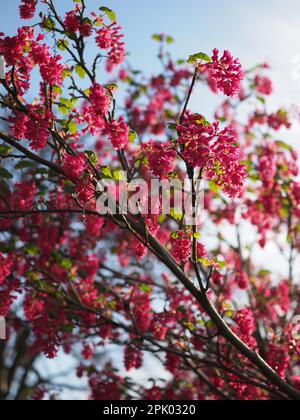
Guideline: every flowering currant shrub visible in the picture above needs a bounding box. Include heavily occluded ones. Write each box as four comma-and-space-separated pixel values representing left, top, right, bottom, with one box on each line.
0, 0, 300, 401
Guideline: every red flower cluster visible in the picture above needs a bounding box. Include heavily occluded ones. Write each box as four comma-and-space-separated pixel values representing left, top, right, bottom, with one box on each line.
0, 253, 13, 285
234, 308, 257, 350
204, 49, 243, 97
124, 345, 143, 371
178, 112, 247, 197
132, 289, 152, 332
19, 0, 37, 20
255, 75, 273, 96
89, 82, 111, 114
30, 39, 64, 86
146, 141, 176, 179
106, 117, 129, 150
171, 232, 191, 263
10, 107, 52, 151
267, 343, 290, 379
63, 153, 87, 180
96, 22, 125, 72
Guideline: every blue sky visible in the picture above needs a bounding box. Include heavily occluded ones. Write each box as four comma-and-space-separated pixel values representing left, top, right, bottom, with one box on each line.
3, 1, 300, 118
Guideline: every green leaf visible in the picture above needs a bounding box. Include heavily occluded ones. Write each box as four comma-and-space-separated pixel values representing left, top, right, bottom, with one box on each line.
75, 65, 86, 79
25, 244, 39, 256
100, 6, 117, 22
152, 34, 163, 42
67, 120, 78, 135
170, 208, 183, 222
129, 130, 137, 143
15, 161, 35, 170
193, 232, 202, 239
166, 36, 175, 44
187, 52, 212, 64
85, 150, 98, 166
0, 145, 13, 156
198, 257, 212, 267
101, 166, 113, 178
59, 258, 72, 270
275, 140, 292, 152
57, 39, 69, 51
0, 167, 13, 179
113, 169, 126, 181
209, 180, 220, 194
43, 17, 56, 31
140, 284, 152, 293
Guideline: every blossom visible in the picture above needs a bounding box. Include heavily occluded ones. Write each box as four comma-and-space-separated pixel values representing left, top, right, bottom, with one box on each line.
19, 0, 37, 20
106, 117, 129, 150
267, 344, 290, 379
255, 75, 273, 96
64, 11, 80, 34
63, 153, 87, 179
204, 49, 243, 97
0, 253, 13, 285
165, 352, 181, 374
89, 83, 111, 114
234, 308, 257, 350
96, 23, 126, 72
124, 345, 143, 371
268, 110, 291, 131
145, 141, 176, 179
178, 112, 247, 198
10, 107, 52, 151
132, 289, 152, 332
171, 232, 191, 263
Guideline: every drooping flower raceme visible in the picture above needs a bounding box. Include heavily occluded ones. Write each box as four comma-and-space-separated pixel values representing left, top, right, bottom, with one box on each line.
204, 49, 243, 97
19, 0, 37, 20
0, 253, 13, 285
177, 112, 247, 197
96, 22, 126, 72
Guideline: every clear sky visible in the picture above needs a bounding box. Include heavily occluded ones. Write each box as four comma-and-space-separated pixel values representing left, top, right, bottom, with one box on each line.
3, 0, 300, 134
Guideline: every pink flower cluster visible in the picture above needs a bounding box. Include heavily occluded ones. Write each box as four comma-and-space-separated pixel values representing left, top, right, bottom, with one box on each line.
132, 289, 152, 332
96, 23, 126, 72
89, 83, 111, 114
205, 49, 243, 97
0, 253, 13, 285
63, 153, 87, 180
171, 232, 191, 263
255, 75, 273, 96
267, 343, 290, 379
106, 117, 129, 150
30, 37, 64, 86
178, 112, 247, 197
146, 141, 176, 178
64, 11, 92, 37
19, 0, 37, 20
10, 107, 52, 151
124, 345, 143, 371
234, 308, 257, 350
